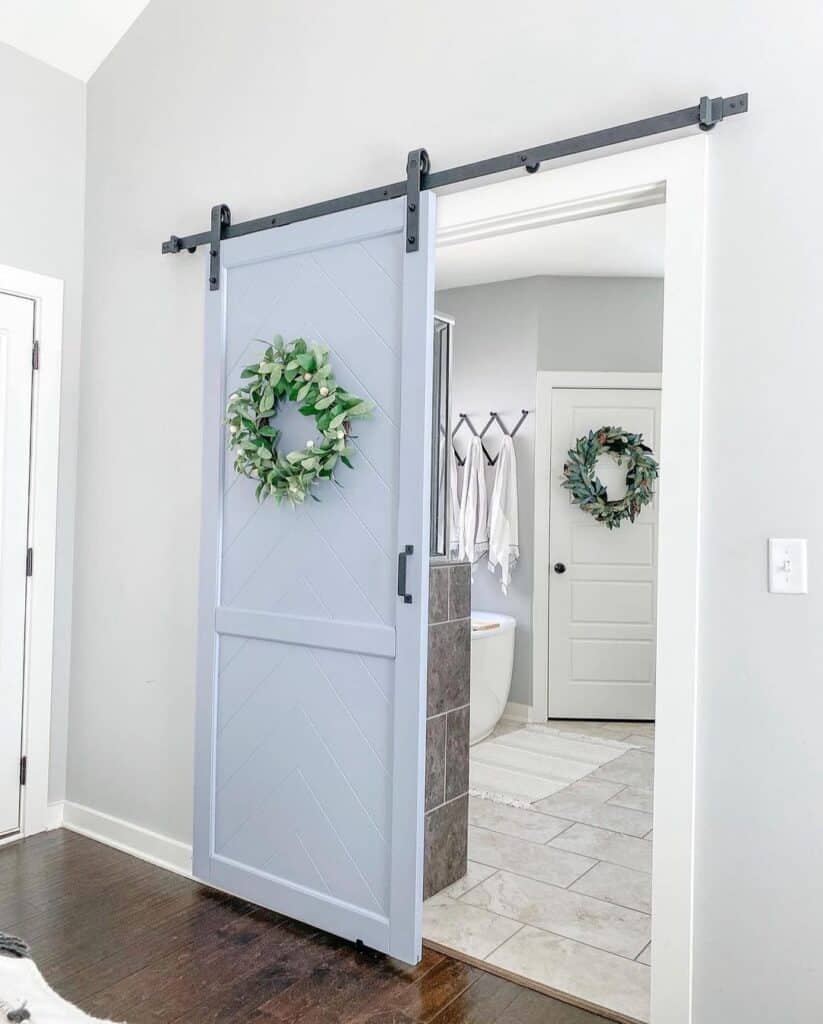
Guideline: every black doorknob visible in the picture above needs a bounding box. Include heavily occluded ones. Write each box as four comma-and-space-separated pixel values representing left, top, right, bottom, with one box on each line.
554, 562, 567, 574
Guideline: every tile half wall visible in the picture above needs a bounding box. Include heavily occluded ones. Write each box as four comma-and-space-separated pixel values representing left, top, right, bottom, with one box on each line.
424, 560, 471, 899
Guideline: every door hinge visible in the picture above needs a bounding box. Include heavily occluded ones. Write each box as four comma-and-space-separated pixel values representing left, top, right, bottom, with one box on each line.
26, 548, 33, 577
32, 341, 40, 370
19, 757, 27, 786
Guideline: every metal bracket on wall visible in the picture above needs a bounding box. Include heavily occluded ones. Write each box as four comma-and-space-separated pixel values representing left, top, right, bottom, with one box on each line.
208, 204, 231, 291
405, 148, 429, 253
699, 93, 747, 130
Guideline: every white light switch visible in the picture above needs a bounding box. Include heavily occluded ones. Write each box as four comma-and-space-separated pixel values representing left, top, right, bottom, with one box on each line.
768, 538, 808, 594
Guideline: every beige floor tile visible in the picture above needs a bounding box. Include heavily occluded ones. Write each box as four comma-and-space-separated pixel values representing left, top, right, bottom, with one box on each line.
534, 786, 653, 838
422, 891, 523, 958
601, 721, 654, 738
557, 778, 626, 802
591, 749, 655, 789
550, 823, 653, 873
491, 719, 523, 739
487, 926, 651, 1023
469, 796, 569, 844
624, 734, 654, 750
608, 786, 653, 813
469, 826, 594, 888
571, 860, 652, 913
461, 869, 650, 958
636, 941, 652, 966
437, 859, 497, 899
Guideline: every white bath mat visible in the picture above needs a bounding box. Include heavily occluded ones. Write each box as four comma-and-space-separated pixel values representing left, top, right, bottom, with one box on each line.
469, 725, 619, 804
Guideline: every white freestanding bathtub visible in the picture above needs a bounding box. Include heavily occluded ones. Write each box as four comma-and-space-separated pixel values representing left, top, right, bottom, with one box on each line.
470, 611, 516, 745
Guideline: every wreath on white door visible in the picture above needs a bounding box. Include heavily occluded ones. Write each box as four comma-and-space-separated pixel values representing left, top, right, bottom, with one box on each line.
561, 426, 659, 529
226, 336, 373, 505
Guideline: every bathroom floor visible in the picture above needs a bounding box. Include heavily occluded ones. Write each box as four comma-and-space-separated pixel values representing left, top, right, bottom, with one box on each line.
422, 719, 655, 1024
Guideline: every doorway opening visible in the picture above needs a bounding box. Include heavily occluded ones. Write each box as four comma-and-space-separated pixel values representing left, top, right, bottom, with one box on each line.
421, 138, 706, 1024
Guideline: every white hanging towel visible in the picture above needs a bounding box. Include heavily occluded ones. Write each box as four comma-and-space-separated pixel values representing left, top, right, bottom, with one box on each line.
458, 435, 489, 567
448, 441, 462, 557
488, 434, 519, 593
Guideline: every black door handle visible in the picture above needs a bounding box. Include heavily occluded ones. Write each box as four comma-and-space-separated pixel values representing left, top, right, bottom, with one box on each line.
397, 545, 414, 604
554, 562, 567, 574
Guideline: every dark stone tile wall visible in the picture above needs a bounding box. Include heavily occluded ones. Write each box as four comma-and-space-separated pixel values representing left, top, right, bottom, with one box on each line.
424, 560, 471, 900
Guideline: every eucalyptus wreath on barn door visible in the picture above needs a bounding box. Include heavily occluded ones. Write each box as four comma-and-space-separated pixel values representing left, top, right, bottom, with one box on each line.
226, 336, 373, 505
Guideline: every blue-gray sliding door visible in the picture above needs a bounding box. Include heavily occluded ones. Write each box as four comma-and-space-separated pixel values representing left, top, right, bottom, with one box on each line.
193, 196, 436, 963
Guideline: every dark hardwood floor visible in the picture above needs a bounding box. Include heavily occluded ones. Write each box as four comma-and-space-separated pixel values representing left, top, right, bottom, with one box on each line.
0, 830, 608, 1023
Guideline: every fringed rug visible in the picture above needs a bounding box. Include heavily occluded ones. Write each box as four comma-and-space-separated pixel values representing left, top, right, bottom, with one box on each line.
0, 934, 120, 1023
469, 722, 638, 806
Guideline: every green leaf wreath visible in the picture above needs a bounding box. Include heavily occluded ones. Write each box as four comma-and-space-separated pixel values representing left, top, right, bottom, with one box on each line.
561, 426, 659, 529
226, 336, 373, 505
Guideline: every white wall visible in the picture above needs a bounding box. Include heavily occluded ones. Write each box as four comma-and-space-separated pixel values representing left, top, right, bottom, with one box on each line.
0, 42, 86, 804
438, 276, 663, 706
74, 2, 823, 1019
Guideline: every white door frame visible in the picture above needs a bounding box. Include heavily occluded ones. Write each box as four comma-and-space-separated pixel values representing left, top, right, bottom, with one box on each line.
0, 264, 64, 842
437, 136, 708, 1024
533, 370, 663, 722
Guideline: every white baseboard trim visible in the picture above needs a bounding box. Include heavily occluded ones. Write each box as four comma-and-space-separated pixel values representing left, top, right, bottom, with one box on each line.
46, 801, 65, 830
502, 701, 532, 723
61, 800, 193, 878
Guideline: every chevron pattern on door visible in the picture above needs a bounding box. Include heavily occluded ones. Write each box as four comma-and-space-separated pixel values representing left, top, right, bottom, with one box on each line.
220, 241, 401, 625
195, 196, 435, 961
215, 638, 391, 913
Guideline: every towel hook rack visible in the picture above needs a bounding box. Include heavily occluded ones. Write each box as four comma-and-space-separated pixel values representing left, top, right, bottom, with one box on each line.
452, 409, 531, 466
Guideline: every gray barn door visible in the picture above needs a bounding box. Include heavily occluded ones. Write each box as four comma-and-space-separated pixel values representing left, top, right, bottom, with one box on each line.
193, 195, 436, 963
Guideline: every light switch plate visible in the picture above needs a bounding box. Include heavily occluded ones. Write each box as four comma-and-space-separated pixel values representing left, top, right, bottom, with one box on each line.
768, 538, 808, 594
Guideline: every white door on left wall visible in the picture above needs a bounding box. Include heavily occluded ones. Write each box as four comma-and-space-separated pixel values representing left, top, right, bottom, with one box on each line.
0, 292, 35, 837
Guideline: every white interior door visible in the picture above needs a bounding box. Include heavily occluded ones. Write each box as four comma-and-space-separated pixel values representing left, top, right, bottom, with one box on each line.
193, 195, 436, 963
0, 293, 35, 836
548, 386, 661, 720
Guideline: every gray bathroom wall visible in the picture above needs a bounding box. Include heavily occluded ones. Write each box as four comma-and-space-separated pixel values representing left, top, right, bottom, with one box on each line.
436, 275, 663, 708
436, 279, 540, 708
537, 277, 664, 372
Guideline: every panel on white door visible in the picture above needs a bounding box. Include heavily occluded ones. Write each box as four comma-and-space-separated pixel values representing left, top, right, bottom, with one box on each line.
194, 195, 436, 964
548, 388, 661, 720
0, 293, 35, 836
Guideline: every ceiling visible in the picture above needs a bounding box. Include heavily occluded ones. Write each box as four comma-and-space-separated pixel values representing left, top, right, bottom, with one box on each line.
435, 203, 665, 291
0, 0, 150, 80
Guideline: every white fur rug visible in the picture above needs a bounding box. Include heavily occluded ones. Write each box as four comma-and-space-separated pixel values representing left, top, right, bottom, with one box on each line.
0, 955, 120, 1023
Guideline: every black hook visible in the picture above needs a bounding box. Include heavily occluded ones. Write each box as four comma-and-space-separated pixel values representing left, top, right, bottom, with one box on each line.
452, 413, 495, 465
